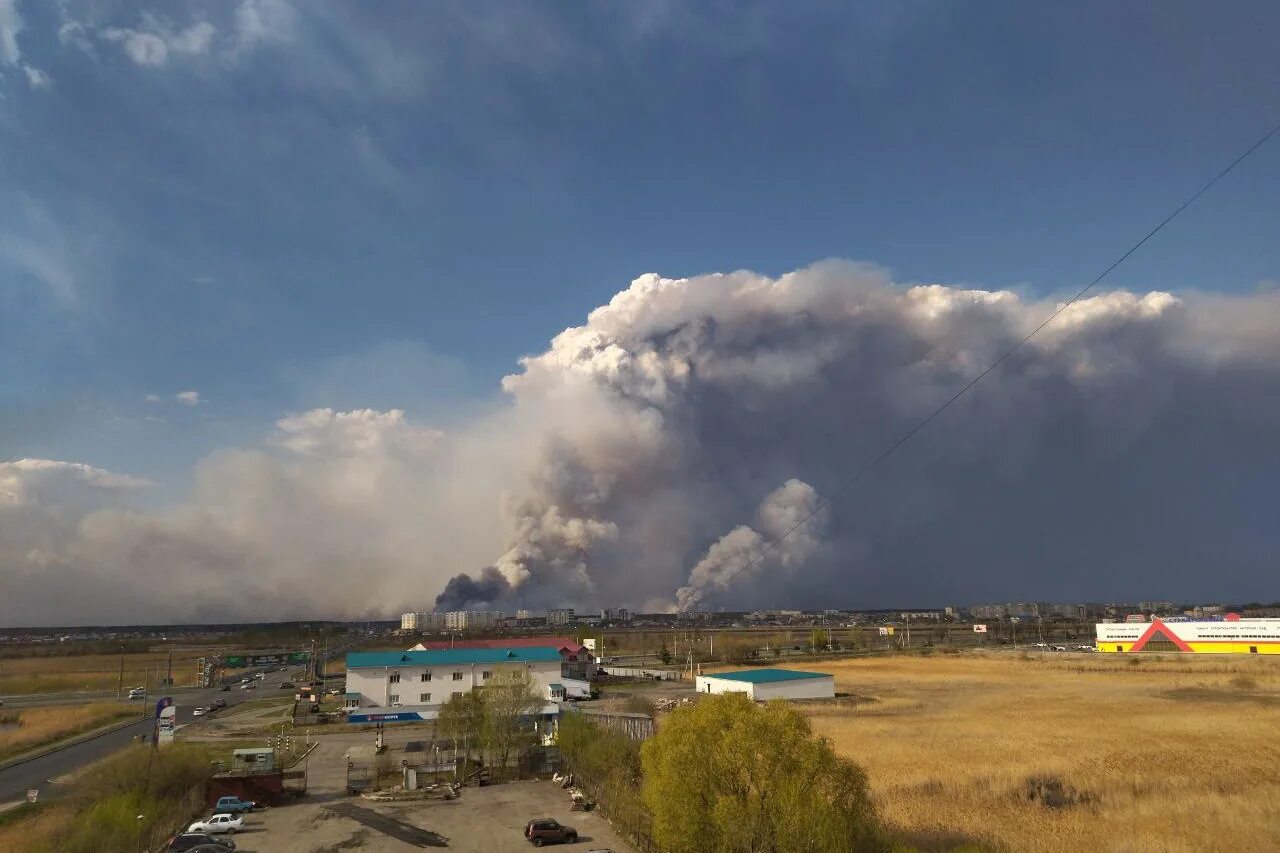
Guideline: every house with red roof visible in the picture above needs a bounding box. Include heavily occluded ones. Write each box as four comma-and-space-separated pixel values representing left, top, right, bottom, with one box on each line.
408, 636, 596, 680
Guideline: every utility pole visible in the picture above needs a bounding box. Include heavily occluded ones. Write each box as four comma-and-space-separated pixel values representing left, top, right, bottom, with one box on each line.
165, 649, 173, 688
117, 644, 125, 701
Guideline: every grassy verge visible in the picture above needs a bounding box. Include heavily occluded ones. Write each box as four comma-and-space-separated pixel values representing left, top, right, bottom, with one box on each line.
0, 744, 212, 853
0, 703, 142, 764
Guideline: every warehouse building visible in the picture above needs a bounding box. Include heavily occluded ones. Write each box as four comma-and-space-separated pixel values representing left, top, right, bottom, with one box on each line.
1096, 616, 1280, 654
695, 668, 835, 701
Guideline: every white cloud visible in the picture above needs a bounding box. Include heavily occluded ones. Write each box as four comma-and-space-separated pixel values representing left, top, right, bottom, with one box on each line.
232, 0, 295, 54
0, 205, 79, 305
22, 61, 48, 88
175, 390, 203, 406
0, 0, 23, 66
0, 458, 152, 507
101, 16, 216, 67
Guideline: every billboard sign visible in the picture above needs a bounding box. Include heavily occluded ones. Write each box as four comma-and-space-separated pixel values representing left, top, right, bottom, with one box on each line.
223, 651, 310, 668
155, 697, 176, 744
582, 638, 597, 651
878, 626, 895, 637
973, 624, 988, 633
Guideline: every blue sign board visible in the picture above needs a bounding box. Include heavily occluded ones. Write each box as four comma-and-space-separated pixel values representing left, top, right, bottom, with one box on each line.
347, 711, 427, 723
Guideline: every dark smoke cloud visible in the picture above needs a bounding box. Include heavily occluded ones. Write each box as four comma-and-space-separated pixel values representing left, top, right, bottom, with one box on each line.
434, 567, 512, 611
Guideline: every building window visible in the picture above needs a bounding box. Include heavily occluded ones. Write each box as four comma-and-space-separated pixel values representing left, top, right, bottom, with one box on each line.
421, 671, 431, 682
389, 672, 401, 684
420, 693, 431, 702
452, 691, 463, 700
389, 694, 400, 704
482, 671, 493, 680
452, 672, 463, 681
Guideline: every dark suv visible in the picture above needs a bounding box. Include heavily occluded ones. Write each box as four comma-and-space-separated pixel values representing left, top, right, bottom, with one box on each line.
525, 818, 577, 846
167, 833, 235, 851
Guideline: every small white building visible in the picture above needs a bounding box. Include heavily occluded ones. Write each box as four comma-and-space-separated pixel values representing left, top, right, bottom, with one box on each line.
695, 668, 835, 701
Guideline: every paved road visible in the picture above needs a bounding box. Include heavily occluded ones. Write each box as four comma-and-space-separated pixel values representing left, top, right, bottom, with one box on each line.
0, 676, 293, 804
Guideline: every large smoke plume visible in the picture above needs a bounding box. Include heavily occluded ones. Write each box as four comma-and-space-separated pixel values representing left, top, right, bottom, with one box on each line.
6, 261, 1280, 624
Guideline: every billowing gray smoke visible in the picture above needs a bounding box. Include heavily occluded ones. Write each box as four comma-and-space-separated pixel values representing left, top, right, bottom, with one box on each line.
6, 261, 1280, 624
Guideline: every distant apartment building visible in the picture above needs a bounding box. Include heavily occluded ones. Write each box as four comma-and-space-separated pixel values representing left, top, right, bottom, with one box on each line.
900, 611, 943, 621
601, 608, 631, 624
402, 612, 446, 631
516, 609, 534, 620
444, 610, 503, 630
969, 604, 1008, 621
547, 608, 575, 626
1139, 601, 1176, 615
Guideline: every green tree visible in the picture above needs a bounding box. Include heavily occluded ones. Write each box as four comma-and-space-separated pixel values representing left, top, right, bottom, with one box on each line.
659, 641, 673, 666
436, 690, 485, 762
640, 694, 886, 853
479, 668, 544, 774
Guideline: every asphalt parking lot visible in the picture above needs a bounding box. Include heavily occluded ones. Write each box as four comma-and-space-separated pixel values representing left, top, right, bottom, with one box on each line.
227, 780, 637, 852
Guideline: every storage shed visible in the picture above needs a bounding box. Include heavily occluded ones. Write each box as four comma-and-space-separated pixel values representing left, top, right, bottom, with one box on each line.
694, 668, 835, 701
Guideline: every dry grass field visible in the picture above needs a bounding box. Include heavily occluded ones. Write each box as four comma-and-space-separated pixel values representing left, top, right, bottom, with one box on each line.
785, 651, 1280, 852
0, 651, 203, 695
0, 703, 142, 762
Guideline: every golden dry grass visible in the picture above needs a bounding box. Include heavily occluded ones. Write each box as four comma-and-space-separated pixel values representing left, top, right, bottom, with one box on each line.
0, 703, 142, 762
776, 652, 1280, 852
0, 651, 202, 694
0, 803, 71, 853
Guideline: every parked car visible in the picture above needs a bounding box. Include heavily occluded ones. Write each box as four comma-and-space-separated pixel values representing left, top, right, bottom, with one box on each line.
211, 698, 228, 709
167, 832, 235, 851
211, 796, 257, 814
187, 814, 244, 835
279, 681, 295, 689
525, 818, 577, 846
127, 688, 145, 700
239, 682, 256, 690
192, 707, 206, 717
220, 684, 231, 691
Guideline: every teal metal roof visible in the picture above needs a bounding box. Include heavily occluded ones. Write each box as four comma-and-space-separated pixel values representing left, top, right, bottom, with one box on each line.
346, 647, 562, 668
548, 683, 564, 691
703, 668, 831, 684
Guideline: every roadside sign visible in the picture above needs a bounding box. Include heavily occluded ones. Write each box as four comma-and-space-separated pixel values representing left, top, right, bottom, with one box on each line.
973, 624, 989, 633
582, 639, 597, 651
155, 696, 176, 745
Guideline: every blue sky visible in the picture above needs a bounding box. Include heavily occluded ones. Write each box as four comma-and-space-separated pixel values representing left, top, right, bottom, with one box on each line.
3, 0, 1279, 497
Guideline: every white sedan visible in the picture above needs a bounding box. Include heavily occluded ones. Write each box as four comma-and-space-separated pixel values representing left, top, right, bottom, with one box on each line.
187, 813, 244, 834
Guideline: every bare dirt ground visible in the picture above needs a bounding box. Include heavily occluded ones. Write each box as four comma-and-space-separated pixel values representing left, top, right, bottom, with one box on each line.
222, 731, 636, 852
236, 780, 636, 852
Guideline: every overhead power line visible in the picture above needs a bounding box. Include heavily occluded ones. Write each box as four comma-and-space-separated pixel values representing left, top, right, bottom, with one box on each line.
725, 118, 1280, 585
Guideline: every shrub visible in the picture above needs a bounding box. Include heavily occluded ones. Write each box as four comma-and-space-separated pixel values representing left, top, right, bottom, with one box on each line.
641, 694, 888, 853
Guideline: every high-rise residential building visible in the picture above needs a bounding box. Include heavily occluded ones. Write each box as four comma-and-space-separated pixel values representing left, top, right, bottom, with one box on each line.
547, 608, 576, 626
516, 609, 533, 620
445, 610, 503, 630
401, 611, 446, 631
601, 608, 631, 623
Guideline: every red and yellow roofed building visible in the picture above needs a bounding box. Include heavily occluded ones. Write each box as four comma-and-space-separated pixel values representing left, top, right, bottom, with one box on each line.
1095, 614, 1280, 654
